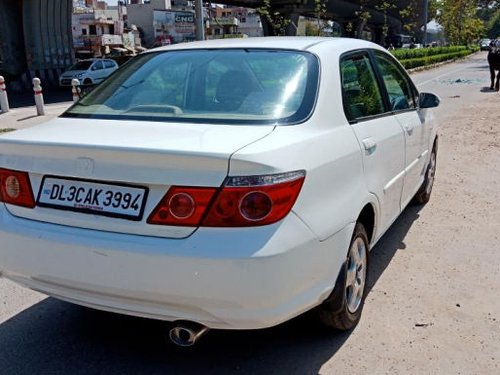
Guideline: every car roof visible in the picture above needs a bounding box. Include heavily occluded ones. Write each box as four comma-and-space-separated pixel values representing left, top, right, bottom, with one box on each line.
147, 37, 382, 54
73, 58, 115, 63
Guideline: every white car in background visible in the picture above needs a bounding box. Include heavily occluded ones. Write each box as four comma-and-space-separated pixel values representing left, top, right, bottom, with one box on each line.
59, 58, 118, 86
0, 37, 440, 347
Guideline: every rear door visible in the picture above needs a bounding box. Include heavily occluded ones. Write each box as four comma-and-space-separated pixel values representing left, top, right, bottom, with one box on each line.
103, 59, 117, 75
372, 51, 428, 208
90, 61, 105, 82
340, 51, 405, 233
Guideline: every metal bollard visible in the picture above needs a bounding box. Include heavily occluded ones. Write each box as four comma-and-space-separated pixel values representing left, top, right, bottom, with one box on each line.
0, 75, 10, 113
71, 78, 81, 103
32, 77, 45, 116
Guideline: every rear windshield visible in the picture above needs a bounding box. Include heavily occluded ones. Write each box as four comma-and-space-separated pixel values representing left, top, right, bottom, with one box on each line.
69, 61, 93, 71
62, 49, 319, 125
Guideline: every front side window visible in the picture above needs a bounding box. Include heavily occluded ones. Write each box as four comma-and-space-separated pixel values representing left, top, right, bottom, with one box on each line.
340, 54, 385, 122
62, 49, 319, 125
374, 52, 416, 111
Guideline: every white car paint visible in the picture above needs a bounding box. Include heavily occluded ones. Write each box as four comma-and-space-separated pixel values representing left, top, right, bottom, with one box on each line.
0, 37, 439, 331
59, 59, 118, 86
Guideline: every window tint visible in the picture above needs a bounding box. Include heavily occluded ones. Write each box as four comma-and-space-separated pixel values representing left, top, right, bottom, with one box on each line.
340, 54, 385, 122
374, 52, 416, 111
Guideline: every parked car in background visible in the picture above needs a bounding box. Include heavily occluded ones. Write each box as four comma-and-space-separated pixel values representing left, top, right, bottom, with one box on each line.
0, 37, 440, 347
480, 39, 492, 51
59, 58, 118, 86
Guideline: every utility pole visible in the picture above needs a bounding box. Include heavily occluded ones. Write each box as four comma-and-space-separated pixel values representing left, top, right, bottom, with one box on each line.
195, 0, 205, 41
423, 0, 429, 46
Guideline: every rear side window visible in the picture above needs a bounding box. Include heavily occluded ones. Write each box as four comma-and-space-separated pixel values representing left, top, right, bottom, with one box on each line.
340, 54, 385, 122
374, 52, 416, 111
104, 60, 116, 69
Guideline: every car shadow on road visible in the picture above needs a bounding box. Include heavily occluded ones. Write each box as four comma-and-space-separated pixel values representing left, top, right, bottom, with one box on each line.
0, 206, 423, 375
366, 204, 423, 294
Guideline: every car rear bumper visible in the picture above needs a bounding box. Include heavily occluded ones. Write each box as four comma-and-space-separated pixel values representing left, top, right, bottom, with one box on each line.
0, 205, 353, 329
59, 78, 74, 86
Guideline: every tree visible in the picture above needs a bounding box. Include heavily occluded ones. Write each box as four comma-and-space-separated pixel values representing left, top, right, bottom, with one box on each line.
436, 0, 485, 45
354, 1, 371, 38
477, 1, 500, 38
399, 4, 417, 35
256, 0, 290, 36
375, 1, 397, 41
305, 20, 320, 36
314, 0, 329, 36
487, 9, 500, 38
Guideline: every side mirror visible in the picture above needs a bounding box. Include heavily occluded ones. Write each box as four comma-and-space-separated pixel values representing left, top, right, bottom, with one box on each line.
419, 92, 440, 109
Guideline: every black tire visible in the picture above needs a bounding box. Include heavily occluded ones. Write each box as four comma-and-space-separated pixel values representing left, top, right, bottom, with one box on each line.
413, 143, 437, 205
317, 222, 369, 331
83, 78, 93, 86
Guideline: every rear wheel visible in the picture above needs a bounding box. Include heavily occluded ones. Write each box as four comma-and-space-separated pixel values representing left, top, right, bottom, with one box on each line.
414, 144, 437, 204
317, 222, 369, 330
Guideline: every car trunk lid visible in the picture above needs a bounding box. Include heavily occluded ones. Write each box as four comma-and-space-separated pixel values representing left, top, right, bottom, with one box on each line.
0, 117, 275, 238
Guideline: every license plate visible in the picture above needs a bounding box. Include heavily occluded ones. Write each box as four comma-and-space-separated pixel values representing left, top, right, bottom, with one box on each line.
37, 176, 148, 220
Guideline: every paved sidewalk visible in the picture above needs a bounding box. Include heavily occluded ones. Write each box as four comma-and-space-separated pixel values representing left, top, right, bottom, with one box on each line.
0, 102, 73, 132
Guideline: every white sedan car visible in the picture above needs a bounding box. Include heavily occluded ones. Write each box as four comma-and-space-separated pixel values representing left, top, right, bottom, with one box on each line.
0, 37, 439, 346
59, 58, 119, 86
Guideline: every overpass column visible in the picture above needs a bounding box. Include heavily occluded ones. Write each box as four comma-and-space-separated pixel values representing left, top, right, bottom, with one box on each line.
0, 1, 27, 89
23, 0, 73, 87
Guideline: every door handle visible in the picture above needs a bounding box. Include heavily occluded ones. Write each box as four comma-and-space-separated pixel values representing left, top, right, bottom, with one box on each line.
362, 138, 377, 152
403, 123, 414, 134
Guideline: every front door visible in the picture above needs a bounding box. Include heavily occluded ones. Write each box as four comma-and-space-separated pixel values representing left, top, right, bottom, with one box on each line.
373, 51, 429, 208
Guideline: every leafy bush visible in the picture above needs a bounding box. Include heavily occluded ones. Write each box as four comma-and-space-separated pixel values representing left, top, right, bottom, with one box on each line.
398, 50, 472, 69
392, 46, 478, 69
391, 46, 468, 60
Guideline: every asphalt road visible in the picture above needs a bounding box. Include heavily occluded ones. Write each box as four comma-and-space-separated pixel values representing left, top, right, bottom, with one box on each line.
1, 52, 499, 375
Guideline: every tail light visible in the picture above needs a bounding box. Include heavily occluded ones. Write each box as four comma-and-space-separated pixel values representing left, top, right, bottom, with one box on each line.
147, 187, 217, 226
147, 170, 305, 227
0, 168, 35, 208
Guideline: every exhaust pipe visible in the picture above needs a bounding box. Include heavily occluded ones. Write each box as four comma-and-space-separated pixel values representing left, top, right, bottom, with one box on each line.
169, 321, 209, 347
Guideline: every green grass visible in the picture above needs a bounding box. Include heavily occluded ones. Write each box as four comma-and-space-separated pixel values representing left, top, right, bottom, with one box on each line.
0, 128, 15, 133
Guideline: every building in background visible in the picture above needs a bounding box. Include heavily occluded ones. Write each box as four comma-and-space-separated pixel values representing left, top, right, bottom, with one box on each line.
127, 0, 172, 47
206, 5, 262, 39
152, 10, 196, 47
72, 0, 142, 60
126, 1, 261, 46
